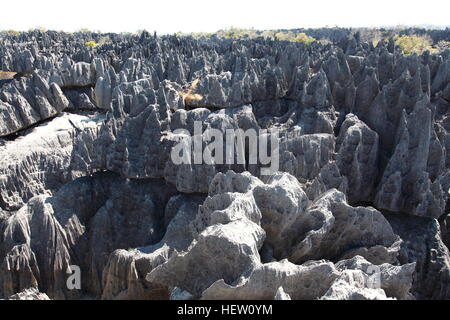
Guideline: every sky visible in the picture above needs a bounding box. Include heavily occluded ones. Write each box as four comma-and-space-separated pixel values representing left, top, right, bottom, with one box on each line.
1, 0, 449, 34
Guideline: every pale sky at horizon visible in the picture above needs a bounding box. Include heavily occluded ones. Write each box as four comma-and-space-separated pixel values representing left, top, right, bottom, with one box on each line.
2, 0, 449, 34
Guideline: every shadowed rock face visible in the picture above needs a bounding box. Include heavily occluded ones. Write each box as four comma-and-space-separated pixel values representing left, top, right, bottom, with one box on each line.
0, 29, 448, 300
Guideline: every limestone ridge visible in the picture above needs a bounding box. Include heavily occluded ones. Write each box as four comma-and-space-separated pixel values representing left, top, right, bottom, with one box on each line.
0, 30, 448, 300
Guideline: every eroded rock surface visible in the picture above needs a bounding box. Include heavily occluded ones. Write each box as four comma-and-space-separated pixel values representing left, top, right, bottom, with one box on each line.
0, 29, 448, 300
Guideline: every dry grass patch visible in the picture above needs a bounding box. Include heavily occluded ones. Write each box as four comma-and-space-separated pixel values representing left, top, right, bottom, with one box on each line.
0, 71, 17, 80
395, 35, 436, 55
181, 78, 203, 104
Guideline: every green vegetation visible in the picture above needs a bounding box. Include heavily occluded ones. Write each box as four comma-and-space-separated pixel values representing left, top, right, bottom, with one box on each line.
190, 32, 214, 39
436, 40, 450, 51
394, 35, 435, 55
5, 30, 20, 36
85, 40, 98, 48
176, 28, 450, 54
275, 32, 316, 45
176, 28, 317, 44
85, 37, 110, 48
29, 26, 47, 32
176, 27, 254, 39
219, 27, 258, 40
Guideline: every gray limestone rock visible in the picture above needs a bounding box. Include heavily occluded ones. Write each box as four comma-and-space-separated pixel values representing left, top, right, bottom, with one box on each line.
0, 29, 449, 300
0, 73, 69, 137
0, 113, 104, 210
101, 194, 203, 300
201, 259, 340, 300
375, 96, 446, 218
146, 219, 265, 296
336, 113, 379, 203
252, 172, 399, 265
8, 288, 50, 300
